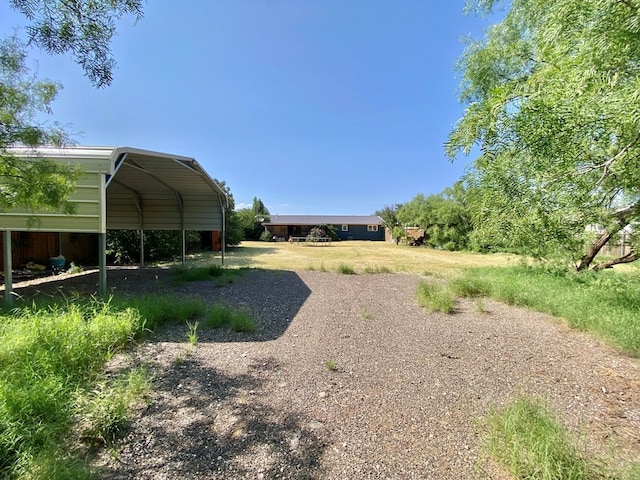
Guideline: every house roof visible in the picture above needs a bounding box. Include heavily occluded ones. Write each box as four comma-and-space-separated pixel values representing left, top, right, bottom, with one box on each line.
263, 215, 384, 226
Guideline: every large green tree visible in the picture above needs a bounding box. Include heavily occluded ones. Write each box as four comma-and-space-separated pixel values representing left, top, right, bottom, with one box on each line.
0, 36, 80, 214
1, 0, 143, 215
214, 179, 243, 246
397, 183, 472, 251
236, 197, 270, 241
375, 204, 402, 230
447, 0, 640, 270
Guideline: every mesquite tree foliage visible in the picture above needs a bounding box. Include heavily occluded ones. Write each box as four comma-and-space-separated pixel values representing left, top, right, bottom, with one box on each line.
0, 36, 80, 214
10, 0, 143, 88
447, 0, 640, 270
1, 1, 143, 215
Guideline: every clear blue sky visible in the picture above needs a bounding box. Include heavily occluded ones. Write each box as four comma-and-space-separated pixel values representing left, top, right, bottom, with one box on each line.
2, 1, 499, 215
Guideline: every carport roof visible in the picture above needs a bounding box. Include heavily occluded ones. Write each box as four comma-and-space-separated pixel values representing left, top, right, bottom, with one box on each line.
5, 145, 228, 232
3, 145, 228, 305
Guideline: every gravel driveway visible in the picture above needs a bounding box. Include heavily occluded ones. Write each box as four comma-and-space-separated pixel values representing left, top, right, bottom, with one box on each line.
11, 267, 640, 478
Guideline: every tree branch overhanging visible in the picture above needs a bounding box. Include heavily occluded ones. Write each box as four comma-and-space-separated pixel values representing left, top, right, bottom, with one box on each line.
596, 131, 640, 186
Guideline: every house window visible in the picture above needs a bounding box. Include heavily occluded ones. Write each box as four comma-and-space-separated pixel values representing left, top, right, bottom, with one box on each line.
367, 225, 378, 232
342, 225, 348, 231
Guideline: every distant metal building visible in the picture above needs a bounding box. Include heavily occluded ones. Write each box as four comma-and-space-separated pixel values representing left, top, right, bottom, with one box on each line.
1, 146, 227, 304
262, 215, 386, 241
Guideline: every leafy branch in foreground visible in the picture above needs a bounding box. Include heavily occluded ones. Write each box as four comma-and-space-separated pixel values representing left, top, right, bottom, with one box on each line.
10, 0, 144, 88
0, 36, 81, 214
449, 0, 640, 270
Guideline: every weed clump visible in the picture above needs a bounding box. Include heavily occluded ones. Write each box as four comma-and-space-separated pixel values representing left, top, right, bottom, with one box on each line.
416, 280, 455, 314
337, 264, 356, 275
485, 396, 594, 480
203, 304, 257, 333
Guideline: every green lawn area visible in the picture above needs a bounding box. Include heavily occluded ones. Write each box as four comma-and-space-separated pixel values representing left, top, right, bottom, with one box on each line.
200, 240, 518, 275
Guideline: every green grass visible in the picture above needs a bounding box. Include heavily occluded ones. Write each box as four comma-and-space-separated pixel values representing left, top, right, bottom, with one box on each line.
229, 314, 257, 333
75, 366, 151, 445
325, 359, 337, 371
453, 266, 640, 355
186, 321, 199, 344
485, 396, 594, 480
0, 301, 145, 478
364, 265, 393, 274
337, 263, 356, 275
416, 280, 455, 314
202, 304, 257, 333
113, 294, 206, 331
0, 291, 258, 478
172, 264, 244, 286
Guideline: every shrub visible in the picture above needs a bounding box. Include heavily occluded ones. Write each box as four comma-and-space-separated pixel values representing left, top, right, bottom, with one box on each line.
416, 280, 455, 313
260, 229, 274, 242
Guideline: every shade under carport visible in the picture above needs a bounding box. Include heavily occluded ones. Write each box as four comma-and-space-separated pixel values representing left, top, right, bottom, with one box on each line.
2, 146, 228, 306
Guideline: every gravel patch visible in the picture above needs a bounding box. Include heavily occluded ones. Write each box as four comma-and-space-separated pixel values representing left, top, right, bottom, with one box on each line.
8, 267, 640, 478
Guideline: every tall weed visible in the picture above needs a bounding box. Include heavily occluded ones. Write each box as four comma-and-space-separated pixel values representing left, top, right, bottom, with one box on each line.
416, 280, 455, 314
116, 294, 205, 331
203, 304, 257, 332
0, 301, 142, 478
485, 396, 594, 479
456, 266, 640, 355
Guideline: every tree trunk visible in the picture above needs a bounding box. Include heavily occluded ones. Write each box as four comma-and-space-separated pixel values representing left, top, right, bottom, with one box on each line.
577, 230, 613, 271
593, 251, 640, 270
578, 203, 638, 271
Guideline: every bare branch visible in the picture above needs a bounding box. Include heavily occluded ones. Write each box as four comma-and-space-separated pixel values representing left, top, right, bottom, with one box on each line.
593, 251, 640, 270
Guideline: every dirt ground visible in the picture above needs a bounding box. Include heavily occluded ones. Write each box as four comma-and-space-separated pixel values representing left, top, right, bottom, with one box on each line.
4, 267, 640, 479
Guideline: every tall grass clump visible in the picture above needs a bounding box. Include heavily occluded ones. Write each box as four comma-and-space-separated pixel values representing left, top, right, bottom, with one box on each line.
116, 294, 205, 331
364, 265, 393, 274
75, 366, 151, 445
0, 301, 143, 478
202, 304, 257, 333
456, 266, 640, 355
416, 280, 455, 314
173, 264, 243, 286
484, 396, 594, 479
448, 276, 491, 298
337, 263, 356, 275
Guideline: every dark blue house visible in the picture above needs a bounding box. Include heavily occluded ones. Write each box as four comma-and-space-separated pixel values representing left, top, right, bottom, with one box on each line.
262, 215, 386, 241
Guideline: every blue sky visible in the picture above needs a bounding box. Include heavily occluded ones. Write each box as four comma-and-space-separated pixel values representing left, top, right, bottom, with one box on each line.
2, 1, 499, 215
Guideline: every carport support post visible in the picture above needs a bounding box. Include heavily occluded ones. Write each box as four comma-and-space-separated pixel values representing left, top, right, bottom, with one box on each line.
181, 229, 186, 265
98, 232, 107, 298
3, 231, 13, 308
139, 229, 145, 267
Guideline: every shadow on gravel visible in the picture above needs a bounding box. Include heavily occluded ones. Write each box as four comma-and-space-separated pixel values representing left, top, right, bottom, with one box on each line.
98, 355, 327, 479
5, 268, 312, 342
203, 269, 312, 342
3, 266, 174, 304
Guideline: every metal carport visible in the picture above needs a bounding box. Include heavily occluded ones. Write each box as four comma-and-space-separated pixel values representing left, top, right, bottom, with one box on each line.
1, 146, 228, 306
